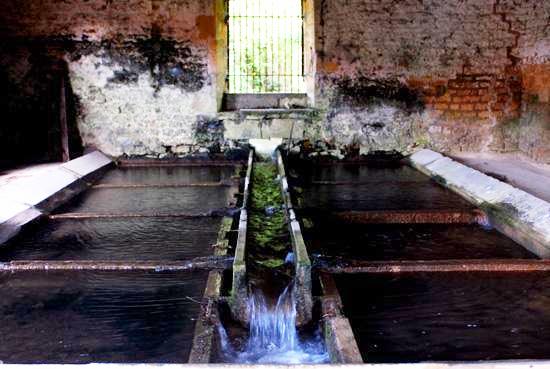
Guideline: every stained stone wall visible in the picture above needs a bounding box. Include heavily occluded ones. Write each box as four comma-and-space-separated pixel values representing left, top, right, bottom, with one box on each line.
315, 0, 550, 162
0, 0, 549, 162
0, 0, 222, 160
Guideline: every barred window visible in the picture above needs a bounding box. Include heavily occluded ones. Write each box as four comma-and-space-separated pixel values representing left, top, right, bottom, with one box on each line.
227, 0, 305, 93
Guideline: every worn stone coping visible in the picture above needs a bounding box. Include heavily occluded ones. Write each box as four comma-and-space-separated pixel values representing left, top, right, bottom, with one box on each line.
3, 362, 550, 368
242, 150, 254, 209
319, 273, 363, 364
276, 151, 311, 268
189, 216, 234, 363
0, 151, 113, 245
409, 149, 550, 258
230, 149, 253, 324
116, 159, 244, 167
276, 150, 313, 325
232, 108, 316, 115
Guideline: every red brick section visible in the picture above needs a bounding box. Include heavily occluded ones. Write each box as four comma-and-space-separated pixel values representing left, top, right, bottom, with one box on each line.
422, 74, 521, 122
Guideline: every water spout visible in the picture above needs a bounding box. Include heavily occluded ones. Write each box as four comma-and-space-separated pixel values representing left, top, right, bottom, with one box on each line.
249, 138, 283, 161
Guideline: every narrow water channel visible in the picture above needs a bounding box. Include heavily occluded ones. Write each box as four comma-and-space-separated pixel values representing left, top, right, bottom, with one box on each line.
217, 158, 328, 364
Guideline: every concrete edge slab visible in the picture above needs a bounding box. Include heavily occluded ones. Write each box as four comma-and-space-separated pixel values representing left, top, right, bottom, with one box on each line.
0, 166, 80, 206
409, 149, 550, 258
0, 151, 113, 246
61, 151, 112, 178
409, 149, 444, 167
189, 216, 234, 363
0, 205, 43, 245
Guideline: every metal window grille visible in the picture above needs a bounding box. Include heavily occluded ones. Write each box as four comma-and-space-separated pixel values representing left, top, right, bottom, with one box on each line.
227, 0, 305, 93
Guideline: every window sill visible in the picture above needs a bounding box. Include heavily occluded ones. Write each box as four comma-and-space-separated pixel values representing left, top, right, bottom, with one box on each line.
222, 93, 309, 111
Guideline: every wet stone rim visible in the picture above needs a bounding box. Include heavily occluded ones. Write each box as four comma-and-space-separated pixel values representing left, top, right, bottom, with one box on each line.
276, 150, 313, 326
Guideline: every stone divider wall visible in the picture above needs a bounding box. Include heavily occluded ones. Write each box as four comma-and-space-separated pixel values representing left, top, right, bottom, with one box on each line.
276, 150, 313, 326
409, 149, 550, 258
230, 149, 253, 323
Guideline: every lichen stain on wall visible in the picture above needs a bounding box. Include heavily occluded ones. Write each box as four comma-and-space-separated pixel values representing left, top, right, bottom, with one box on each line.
0, 0, 222, 158
315, 75, 428, 154
518, 64, 550, 163
69, 41, 216, 157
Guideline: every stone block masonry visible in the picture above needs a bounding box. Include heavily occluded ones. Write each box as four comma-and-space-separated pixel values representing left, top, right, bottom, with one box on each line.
315, 0, 550, 162
0, 0, 549, 163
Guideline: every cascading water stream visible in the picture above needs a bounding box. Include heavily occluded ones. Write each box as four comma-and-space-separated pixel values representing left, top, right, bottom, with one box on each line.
218, 284, 328, 364
219, 145, 328, 363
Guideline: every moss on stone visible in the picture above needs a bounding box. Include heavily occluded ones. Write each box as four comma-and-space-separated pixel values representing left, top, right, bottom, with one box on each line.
247, 163, 290, 269
479, 201, 519, 228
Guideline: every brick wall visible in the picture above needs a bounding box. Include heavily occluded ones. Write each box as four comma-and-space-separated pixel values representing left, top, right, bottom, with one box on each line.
316, 0, 550, 161
422, 74, 521, 122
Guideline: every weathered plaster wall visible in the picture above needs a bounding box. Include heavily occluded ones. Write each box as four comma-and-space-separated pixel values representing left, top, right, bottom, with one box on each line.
315, 0, 550, 162
1, 0, 549, 162
0, 0, 223, 159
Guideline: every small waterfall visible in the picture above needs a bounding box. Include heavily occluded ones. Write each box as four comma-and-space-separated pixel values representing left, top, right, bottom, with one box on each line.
218, 283, 328, 364
247, 285, 299, 353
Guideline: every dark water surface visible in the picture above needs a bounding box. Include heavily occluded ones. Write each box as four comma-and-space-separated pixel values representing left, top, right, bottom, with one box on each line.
0, 217, 221, 261
297, 182, 473, 211
0, 271, 208, 363
55, 187, 236, 215
289, 162, 472, 211
304, 221, 536, 260
301, 163, 429, 183
98, 166, 236, 185
336, 273, 550, 362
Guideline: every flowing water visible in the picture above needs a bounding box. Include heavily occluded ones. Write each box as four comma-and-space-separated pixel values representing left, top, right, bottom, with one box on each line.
218, 284, 329, 364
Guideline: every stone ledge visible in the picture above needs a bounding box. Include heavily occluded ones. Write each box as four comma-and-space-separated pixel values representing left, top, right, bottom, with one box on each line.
230, 150, 253, 324
319, 273, 363, 364
276, 150, 312, 325
61, 151, 113, 177
410, 149, 550, 258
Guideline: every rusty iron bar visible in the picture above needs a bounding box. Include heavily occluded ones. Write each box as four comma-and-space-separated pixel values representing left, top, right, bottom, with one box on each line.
330, 209, 487, 225
117, 160, 243, 168
48, 211, 232, 220
0, 256, 234, 272
92, 181, 235, 189
315, 259, 550, 274
311, 180, 430, 186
